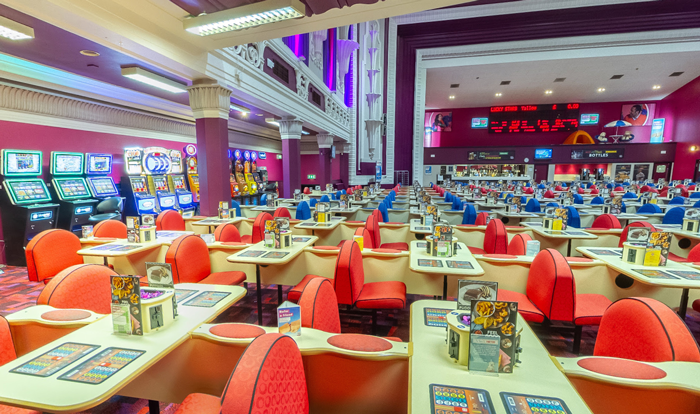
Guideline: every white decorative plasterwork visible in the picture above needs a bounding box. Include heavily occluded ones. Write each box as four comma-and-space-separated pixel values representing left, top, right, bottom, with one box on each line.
278, 116, 304, 140
0, 83, 195, 138
316, 133, 334, 149
412, 52, 427, 184
310, 30, 328, 68
231, 43, 265, 70
187, 83, 232, 119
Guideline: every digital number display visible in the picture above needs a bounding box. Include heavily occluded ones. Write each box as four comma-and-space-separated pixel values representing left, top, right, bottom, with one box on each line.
489, 104, 580, 133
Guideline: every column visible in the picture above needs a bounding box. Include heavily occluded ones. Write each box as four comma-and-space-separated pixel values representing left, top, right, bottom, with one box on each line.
187, 80, 232, 216
316, 133, 334, 188
339, 143, 350, 188
278, 116, 304, 198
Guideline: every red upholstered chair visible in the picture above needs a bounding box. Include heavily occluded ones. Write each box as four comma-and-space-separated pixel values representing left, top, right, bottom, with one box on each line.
693, 299, 700, 313
156, 210, 185, 231
590, 188, 599, 195
577, 187, 585, 194
640, 185, 651, 193
524, 187, 534, 195
92, 220, 127, 238
555, 185, 564, 191
303, 187, 311, 194
366, 214, 408, 251
590, 214, 622, 230
687, 244, 700, 262
299, 278, 341, 333
498, 249, 612, 353
507, 233, 533, 255
0, 316, 42, 414
544, 190, 555, 198
594, 297, 700, 362
474, 212, 489, 226
614, 186, 624, 192
37, 264, 116, 314
166, 235, 246, 285
353, 227, 373, 249
25, 229, 83, 283
214, 223, 242, 243
273, 207, 292, 218
241, 212, 272, 244
468, 219, 508, 255
174, 333, 308, 414
618, 221, 656, 247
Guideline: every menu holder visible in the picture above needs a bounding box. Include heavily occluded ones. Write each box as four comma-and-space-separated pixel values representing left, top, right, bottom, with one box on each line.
469, 300, 519, 373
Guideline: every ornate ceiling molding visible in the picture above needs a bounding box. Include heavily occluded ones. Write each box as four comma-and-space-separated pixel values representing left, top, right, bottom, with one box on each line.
187, 83, 233, 119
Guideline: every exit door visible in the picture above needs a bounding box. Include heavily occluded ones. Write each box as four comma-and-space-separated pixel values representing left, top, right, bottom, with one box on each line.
695, 160, 700, 182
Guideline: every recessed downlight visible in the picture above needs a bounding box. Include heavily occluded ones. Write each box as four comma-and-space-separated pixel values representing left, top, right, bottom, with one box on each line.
80, 50, 100, 57
495, 93, 502, 97
597, 88, 605, 92
449, 95, 455, 100
653, 85, 661, 90
544, 90, 553, 95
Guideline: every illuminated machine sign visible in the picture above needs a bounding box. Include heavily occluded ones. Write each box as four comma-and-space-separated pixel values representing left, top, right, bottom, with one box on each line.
251, 151, 258, 162
244, 150, 251, 161
489, 104, 580, 133
259, 152, 267, 160
142, 147, 172, 175
571, 149, 624, 160
1, 150, 42, 176
184, 144, 197, 157
86, 153, 113, 175
169, 150, 184, 174
234, 149, 242, 160
534, 149, 553, 160
468, 150, 516, 161
51, 152, 83, 175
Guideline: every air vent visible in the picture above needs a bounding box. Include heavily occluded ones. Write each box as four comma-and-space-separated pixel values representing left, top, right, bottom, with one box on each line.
670, 72, 684, 77
500, 81, 511, 85
272, 59, 289, 84
312, 90, 321, 105
554, 78, 566, 83
610, 74, 624, 80
450, 84, 460, 88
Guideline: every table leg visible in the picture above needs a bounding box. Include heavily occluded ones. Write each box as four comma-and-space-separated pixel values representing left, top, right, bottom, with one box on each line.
148, 400, 159, 414
256, 264, 263, 325
278, 284, 283, 304
679, 288, 690, 319
103, 257, 109, 266
443, 275, 448, 300
567, 240, 572, 257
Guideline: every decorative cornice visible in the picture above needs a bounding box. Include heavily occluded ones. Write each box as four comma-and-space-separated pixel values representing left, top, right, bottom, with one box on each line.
187, 83, 232, 119
316, 134, 334, 149
0, 83, 195, 137
278, 117, 304, 140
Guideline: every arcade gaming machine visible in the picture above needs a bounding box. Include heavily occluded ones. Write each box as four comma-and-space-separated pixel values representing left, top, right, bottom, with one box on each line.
48, 152, 98, 236
122, 148, 158, 217
233, 149, 249, 205
185, 144, 200, 205
229, 150, 241, 203
143, 148, 178, 213
165, 149, 196, 217
580, 168, 590, 181
85, 153, 120, 201
251, 151, 264, 192
595, 168, 605, 181
243, 150, 259, 205
0, 150, 59, 266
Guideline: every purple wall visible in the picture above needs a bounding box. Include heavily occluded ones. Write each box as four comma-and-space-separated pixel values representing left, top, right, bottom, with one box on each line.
658, 75, 700, 180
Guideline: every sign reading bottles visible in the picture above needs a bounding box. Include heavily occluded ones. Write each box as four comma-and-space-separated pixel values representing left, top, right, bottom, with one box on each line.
468, 150, 515, 161
571, 148, 625, 160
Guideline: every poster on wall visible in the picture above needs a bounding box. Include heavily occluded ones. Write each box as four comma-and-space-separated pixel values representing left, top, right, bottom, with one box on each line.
633, 164, 650, 182
621, 103, 655, 126
650, 119, 665, 143
614, 164, 632, 181
425, 112, 453, 132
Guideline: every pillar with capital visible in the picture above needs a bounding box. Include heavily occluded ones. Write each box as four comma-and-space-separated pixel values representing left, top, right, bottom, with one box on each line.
316, 133, 334, 189
187, 80, 232, 216
339, 143, 350, 189
278, 116, 304, 198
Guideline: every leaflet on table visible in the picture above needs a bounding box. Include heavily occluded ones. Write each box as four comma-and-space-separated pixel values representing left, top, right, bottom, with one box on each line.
626, 226, 651, 245
457, 281, 497, 311
58, 347, 145, 385
111, 275, 143, 336
525, 240, 540, 256
644, 231, 671, 266
264, 220, 281, 248
554, 208, 568, 230
146, 262, 177, 317
469, 300, 518, 373
278, 301, 301, 336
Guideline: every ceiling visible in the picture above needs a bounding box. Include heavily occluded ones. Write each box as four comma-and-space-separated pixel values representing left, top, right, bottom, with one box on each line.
425, 51, 700, 109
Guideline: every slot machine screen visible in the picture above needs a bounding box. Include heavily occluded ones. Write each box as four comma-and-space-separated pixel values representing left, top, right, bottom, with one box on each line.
86, 153, 112, 174
52, 153, 84, 175
5, 179, 52, 204
2, 150, 42, 176
87, 177, 118, 197
56, 178, 90, 199
153, 176, 169, 191
172, 175, 186, 189
131, 177, 148, 193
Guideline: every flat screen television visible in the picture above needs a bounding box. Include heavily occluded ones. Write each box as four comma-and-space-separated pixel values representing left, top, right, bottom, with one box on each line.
51, 152, 84, 175
580, 114, 600, 125
534, 148, 553, 160
471, 118, 489, 129
1, 150, 42, 176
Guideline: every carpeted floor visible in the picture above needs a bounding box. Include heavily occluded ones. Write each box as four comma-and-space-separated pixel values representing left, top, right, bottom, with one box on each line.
1, 266, 699, 413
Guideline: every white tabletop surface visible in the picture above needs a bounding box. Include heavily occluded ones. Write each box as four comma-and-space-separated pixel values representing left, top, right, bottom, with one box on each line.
409, 240, 484, 276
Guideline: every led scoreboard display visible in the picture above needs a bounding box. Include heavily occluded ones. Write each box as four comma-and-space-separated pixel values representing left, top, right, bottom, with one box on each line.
489, 103, 580, 133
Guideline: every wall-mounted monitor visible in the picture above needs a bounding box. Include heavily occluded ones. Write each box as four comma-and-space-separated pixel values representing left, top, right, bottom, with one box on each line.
580, 114, 600, 125
471, 118, 489, 129
51, 152, 84, 175
0, 150, 42, 177
534, 148, 553, 160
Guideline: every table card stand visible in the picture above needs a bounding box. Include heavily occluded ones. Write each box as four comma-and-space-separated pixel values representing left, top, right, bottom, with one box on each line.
683, 208, 700, 232
126, 216, 140, 243
426, 223, 456, 257
314, 202, 331, 223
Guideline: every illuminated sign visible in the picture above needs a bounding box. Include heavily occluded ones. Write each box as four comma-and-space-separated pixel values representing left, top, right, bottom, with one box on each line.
489, 103, 580, 133
184, 144, 197, 156
571, 149, 624, 160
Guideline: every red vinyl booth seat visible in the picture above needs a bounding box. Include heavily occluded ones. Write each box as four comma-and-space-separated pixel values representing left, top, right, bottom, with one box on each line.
593, 297, 700, 363
544, 190, 555, 198
590, 188, 599, 195
156, 210, 186, 231
92, 220, 127, 238
507, 233, 533, 255
468, 219, 508, 255
273, 207, 292, 218
303, 187, 311, 194
174, 334, 309, 414
299, 278, 341, 333
474, 212, 489, 226
619, 222, 656, 247
37, 264, 117, 314
214, 223, 242, 243
166, 235, 246, 285
241, 212, 272, 244
591, 214, 622, 230
366, 214, 408, 251
25, 229, 83, 283
0, 316, 41, 413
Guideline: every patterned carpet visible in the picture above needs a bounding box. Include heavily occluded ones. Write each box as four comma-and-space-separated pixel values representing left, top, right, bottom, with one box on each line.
1, 266, 699, 413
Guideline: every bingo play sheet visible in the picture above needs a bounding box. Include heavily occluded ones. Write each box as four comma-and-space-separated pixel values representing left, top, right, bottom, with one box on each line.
58, 348, 145, 384
11, 343, 99, 377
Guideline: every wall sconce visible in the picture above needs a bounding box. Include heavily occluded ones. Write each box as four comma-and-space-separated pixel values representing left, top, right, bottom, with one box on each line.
691, 145, 699, 152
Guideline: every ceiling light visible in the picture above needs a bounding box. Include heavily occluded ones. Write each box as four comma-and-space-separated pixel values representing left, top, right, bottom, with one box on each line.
184, 0, 304, 36
449, 95, 455, 100
265, 117, 280, 127
80, 50, 100, 57
0, 15, 34, 40
610, 75, 624, 80
653, 85, 661, 90
255, 113, 264, 116
121, 67, 187, 93
544, 90, 553, 95
301, 130, 310, 135
495, 93, 502, 97
500, 81, 511, 85
230, 103, 251, 114
597, 88, 605, 92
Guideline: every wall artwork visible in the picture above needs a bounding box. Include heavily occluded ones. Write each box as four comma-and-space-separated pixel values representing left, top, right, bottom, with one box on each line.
426, 111, 453, 132
621, 103, 655, 126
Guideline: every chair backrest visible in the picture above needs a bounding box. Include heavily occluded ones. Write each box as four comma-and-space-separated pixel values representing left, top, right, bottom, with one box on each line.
384, 197, 393, 209
525, 198, 541, 213
252, 212, 273, 244
214, 223, 242, 242
462, 204, 477, 224
590, 188, 599, 195
663, 207, 686, 225
555, 185, 563, 191
507, 233, 533, 255
260, 194, 267, 205
591, 214, 621, 229
544, 190, 555, 199
320, 195, 330, 203
37, 264, 116, 314
619, 221, 656, 247
452, 198, 463, 211
92, 220, 127, 238
333, 240, 364, 306
354, 227, 373, 249
296, 201, 311, 220
0, 315, 16, 366
690, 192, 700, 199
366, 214, 382, 249
231, 200, 242, 217
303, 187, 311, 195
668, 196, 686, 205
25, 229, 83, 282
95, 197, 123, 213
614, 186, 624, 192
637, 203, 662, 214
688, 244, 700, 262
695, 200, 700, 208
474, 212, 490, 226
623, 192, 638, 199
546, 202, 559, 208
273, 207, 292, 218
299, 278, 341, 333
573, 194, 583, 204
483, 219, 508, 254
156, 210, 185, 231
565, 206, 581, 228
309, 198, 318, 208
166, 235, 211, 283
526, 249, 576, 322
220, 333, 309, 414
594, 297, 700, 362
505, 194, 514, 203
377, 203, 389, 223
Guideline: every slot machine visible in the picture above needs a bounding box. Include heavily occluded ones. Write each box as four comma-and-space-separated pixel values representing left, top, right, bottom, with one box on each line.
142, 147, 177, 212
0, 150, 59, 266
229, 150, 241, 201
48, 152, 98, 236
595, 168, 605, 181
243, 150, 258, 205
122, 148, 157, 217
85, 153, 120, 201
167, 149, 195, 217
251, 151, 264, 191
185, 144, 200, 204
579, 168, 590, 181
233, 149, 249, 205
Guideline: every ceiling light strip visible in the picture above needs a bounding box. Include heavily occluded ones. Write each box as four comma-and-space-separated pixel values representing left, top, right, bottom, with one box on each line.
0, 15, 34, 40
121, 67, 187, 93
184, 0, 304, 36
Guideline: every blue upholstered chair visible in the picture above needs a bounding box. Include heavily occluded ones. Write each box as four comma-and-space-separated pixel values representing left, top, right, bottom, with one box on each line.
695, 200, 700, 208
538, 184, 546, 189
690, 192, 700, 200
623, 192, 639, 200
462, 204, 477, 225
546, 202, 560, 208
565, 206, 581, 228
590, 196, 604, 205
637, 203, 662, 214
295, 201, 311, 220
669, 197, 686, 205
451, 198, 463, 211
384, 198, 393, 209
260, 194, 267, 205
320, 195, 330, 203
663, 207, 685, 225
525, 198, 541, 213
573, 194, 584, 204
231, 200, 242, 217
377, 203, 389, 223
309, 198, 318, 208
